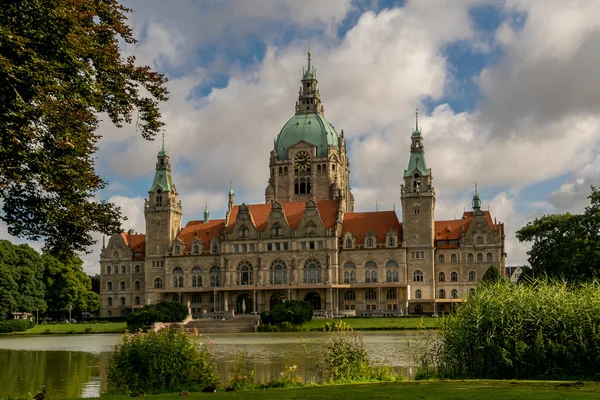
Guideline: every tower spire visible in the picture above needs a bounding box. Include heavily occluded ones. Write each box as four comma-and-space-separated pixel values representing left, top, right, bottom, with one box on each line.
415, 107, 419, 132
204, 202, 209, 224
472, 183, 482, 213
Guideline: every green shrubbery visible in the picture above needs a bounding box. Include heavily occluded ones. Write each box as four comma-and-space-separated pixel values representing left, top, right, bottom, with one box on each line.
126, 301, 188, 331
421, 279, 600, 379
0, 319, 34, 333
260, 300, 313, 326
107, 326, 219, 393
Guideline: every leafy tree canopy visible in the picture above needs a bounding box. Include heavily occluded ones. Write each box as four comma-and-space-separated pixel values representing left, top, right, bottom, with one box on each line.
0, 0, 168, 257
480, 265, 503, 285
43, 254, 99, 313
516, 187, 600, 282
260, 300, 313, 326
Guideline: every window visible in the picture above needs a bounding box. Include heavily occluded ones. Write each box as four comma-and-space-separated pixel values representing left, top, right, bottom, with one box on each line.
438, 254, 445, 264
477, 253, 483, 263
451, 289, 459, 299
415, 289, 422, 299
212, 243, 219, 254
135, 296, 141, 305
388, 237, 395, 247
108, 297, 113, 306
107, 281, 113, 291
366, 237, 374, 247
113, 251, 119, 258
467, 253, 474, 263
192, 294, 202, 304
365, 289, 377, 300
411, 251, 425, 259
107, 266, 111, 274
267, 243, 272, 251
345, 238, 353, 248
121, 297, 126, 306
451, 271, 458, 282
476, 236, 484, 245
317, 240, 324, 249
122, 265, 126, 274
343, 262, 356, 283
301, 242, 307, 250
439, 289, 446, 299
173, 267, 184, 288
174, 246, 181, 255
451, 254, 457, 263
193, 245, 200, 254
238, 261, 254, 285
154, 277, 163, 289
414, 206, 420, 215
439, 272, 445, 282
413, 270, 424, 282
134, 265, 140, 273
387, 288, 397, 300
210, 266, 221, 287
270, 260, 287, 285
487, 252, 493, 262
234, 244, 240, 253
192, 267, 202, 288
156, 189, 162, 205
242, 244, 247, 252
344, 290, 355, 300
120, 281, 126, 290
365, 271, 371, 283
304, 259, 322, 283
134, 280, 141, 290
468, 271, 476, 282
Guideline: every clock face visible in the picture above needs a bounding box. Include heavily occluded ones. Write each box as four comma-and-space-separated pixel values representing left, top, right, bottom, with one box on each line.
294, 151, 311, 170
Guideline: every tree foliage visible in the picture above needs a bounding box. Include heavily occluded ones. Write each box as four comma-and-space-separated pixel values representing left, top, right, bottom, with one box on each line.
260, 300, 313, 326
516, 187, 600, 282
481, 265, 503, 285
0, 0, 168, 257
126, 301, 189, 330
43, 254, 99, 313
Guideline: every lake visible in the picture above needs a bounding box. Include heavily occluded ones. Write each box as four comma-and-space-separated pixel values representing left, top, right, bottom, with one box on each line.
0, 331, 430, 398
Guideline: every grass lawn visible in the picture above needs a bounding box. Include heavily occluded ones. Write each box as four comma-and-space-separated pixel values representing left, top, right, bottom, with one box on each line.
17, 322, 127, 334
302, 317, 441, 331
70, 380, 600, 400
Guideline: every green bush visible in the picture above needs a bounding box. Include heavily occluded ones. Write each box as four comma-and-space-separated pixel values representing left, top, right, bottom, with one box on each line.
260, 300, 313, 326
425, 279, 600, 379
0, 319, 34, 333
263, 364, 304, 388
106, 326, 219, 393
126, 301, 188, 331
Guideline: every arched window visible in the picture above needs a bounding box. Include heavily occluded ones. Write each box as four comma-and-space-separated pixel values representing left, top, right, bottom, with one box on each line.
237, 261, 254, 285
451, 271, 458, 282
154, 277, 163, 289
365, 270, 371, 283
366, 237, 374, 247
413, 270, 423, 282
344, 290, 355, 300
439, 289, 446, 299
345, 238, 353, 248
388, 237, 395, 247
212, 243, 219, 254
193, 244, 200, 254
486, 252, 493, 262
134, 265, 140, 273
476, 236, 484, 245
106, 265, 111, 274
192, 267, 202, 288
120, 297, 126, 306
107, 297, 113, 306
439, 272, 445, 282
365, 261, 377, 283
467, 253, 474, 263
415, 289, 422, 299
451, 254, 457, 263
174, 246, 181, 255
304, 259, 322, 283
477, 253, 483, 263
468, 271, 476, 282
387, 288, 397, 300
343, 262, 356, 283
135, 296, 140, 305
107, 281, 113, 291
120, 281, 126, 290
134, 280, 141, 290
156, 189, 162, 205
451, 289, 459, 299
438, 254, 445, 264
173, 267, 184, 288
121, 265, 126, 274
385, 260, 399, 282
270, 260, 287, 285
210, 266, 221, 287
113, 251, 119, 258
365, 289, 377, 300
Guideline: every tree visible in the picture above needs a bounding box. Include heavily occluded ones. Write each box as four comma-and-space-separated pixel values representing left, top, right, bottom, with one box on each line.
481, 265, 503, 285
516, 187, 600, 282
0, 0, 168, 257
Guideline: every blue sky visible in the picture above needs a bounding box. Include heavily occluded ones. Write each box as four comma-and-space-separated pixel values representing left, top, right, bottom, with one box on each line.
3, 0, 600, 272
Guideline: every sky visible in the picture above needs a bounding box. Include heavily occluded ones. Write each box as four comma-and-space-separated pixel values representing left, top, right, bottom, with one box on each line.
3, 0, 600, 274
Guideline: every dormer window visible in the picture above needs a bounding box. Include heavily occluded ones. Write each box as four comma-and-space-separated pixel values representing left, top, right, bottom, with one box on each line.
174, 246, 181, 255
193, 244, 200, 254
476, 236, 484, 244
366, 237, 374, 248
345, 238, 353, 249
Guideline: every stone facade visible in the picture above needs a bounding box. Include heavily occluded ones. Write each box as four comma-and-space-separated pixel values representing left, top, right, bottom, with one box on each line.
99, 55, 506, 317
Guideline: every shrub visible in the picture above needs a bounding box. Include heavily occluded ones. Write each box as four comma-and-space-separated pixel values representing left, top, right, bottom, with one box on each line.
263, 364, 304, 388
0, 319, 34, 333
126, 301, 188, 331
260, 300, 313, 326
227, 350, 259, 391
424, 279, 600, 379
106, 326, 219, 393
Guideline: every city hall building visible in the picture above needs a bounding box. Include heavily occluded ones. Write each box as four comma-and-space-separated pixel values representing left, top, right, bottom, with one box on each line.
99, 54, 506, 317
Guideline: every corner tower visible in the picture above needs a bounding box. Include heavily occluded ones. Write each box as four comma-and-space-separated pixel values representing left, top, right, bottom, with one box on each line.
265, 52, 354, 211
401, 111, 435, 247
144, 136, 183, 258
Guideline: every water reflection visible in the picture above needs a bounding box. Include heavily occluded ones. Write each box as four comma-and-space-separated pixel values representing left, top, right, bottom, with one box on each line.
0, 331, 428, 398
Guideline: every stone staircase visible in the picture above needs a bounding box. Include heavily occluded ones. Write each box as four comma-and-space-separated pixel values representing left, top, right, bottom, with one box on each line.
184, 315, 260, 333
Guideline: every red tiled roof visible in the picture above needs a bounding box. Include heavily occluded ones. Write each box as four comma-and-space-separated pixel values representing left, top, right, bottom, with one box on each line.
341, 211, 402, 244
226, 200, 338, 232
435, 211, 503, 247
178, 219, 225, 252
120, 233, 146, 252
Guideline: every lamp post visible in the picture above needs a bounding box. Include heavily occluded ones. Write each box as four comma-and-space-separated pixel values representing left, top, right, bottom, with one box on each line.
69, 305, 73, 323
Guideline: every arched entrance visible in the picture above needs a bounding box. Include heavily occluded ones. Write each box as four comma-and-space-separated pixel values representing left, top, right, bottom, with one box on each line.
270, 292, 286, 309
304, 292, 321, 311
237, 293, 253, 314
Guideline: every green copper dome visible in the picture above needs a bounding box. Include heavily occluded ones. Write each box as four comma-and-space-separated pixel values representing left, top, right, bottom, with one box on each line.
275, 113, 339, 160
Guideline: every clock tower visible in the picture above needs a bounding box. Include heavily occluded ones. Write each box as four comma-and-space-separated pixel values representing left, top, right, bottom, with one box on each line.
265, 53, 354, 211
